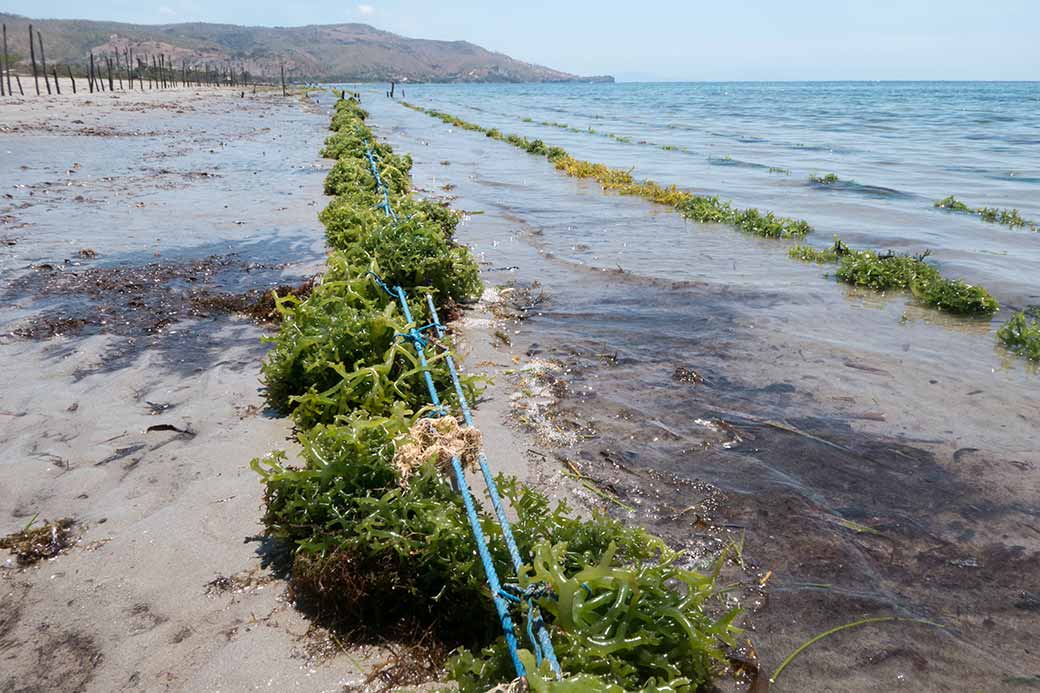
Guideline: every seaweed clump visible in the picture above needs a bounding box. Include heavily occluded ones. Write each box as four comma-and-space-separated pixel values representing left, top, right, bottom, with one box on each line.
1, 518, 76, 565
835, 250, 998, 315
253, 97, 741, 691
997, 311, 1040, 361
809, 173, 840, 185
935, 196, 1038, 231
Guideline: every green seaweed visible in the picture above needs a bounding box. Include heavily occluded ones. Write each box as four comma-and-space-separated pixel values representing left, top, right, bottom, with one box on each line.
788, 237, 849, 264
935, 196, 1037, 231
252, 97, 741, 691
809, 173, 840, 185
836, 250, 998, 315
997, 311, 1040, 361
400, 101, 1004, 324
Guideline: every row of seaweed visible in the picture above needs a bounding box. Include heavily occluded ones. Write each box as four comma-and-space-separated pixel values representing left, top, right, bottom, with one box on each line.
399, 99, 1006, 316
436, 104, 1036, 235
934, 195, 1038, 232
252, 95, 744, 691
400, 102, 1040, 363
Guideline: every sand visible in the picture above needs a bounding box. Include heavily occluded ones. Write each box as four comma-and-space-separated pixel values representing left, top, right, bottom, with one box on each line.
0, 84, 568, 692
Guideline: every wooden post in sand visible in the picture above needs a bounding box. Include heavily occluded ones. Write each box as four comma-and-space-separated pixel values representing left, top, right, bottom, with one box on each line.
15, 74, 24, 95
115, 52, 122, 89
52, 67, 60, 94
280, 62, 286, 96
37, 31, 51, 94
124, 48, 131, 89
67, 65, 76, 94
2, 24, 9, 98
0, 24, 6, 97
107, 56, 114, 91
28, 25, 40, 95
88, 52, 95, 93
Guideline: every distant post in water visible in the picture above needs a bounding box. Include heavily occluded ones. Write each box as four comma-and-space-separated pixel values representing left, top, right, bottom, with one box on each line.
28, 24, 40, 95
67, 64, 76, 94
37, 31, 51, 94
89, 52, 95, 93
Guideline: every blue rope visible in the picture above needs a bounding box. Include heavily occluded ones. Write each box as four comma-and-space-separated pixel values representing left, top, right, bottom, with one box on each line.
424, 294, 563, 678
365, 147, 398, 221
361, 121, 563, 679
388, 281, 526, 679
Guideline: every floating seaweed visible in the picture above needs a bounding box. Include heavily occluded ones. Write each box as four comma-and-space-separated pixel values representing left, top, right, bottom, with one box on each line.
997, 311, 1040, 361
402, 101, 1004, 321
934, 195, 1038, 231
809, 173, 840, 185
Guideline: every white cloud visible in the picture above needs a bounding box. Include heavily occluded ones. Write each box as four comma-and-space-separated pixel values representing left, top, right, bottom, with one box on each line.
357, 4, 375, 16
158, 5, 176, 17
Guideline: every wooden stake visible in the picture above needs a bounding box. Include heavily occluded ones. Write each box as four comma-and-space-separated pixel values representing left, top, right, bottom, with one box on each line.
2, 24, 10, 98
280, 62, 286, 96
67, 64, 76, 94
125, 48, 131, 90
89, 52, 95, 93
52, 67, 60, 94
37, 31, 51, 94
0, 24, 6, 97
115, 52, 122, 89
28, 24, 40, 95
16, 74, 23, 95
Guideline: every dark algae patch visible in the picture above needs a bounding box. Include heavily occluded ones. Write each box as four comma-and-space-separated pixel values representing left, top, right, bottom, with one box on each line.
251, 95, 742, 690
0, 517, 76, 565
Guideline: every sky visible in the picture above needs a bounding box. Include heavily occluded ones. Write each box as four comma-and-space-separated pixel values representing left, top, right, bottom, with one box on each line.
5, 1, 1039, 81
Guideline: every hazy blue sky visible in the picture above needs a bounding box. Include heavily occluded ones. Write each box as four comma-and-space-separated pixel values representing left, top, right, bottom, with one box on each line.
6, 1, 1038, 80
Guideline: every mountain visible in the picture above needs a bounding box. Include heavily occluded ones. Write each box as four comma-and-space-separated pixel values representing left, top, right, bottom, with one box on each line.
0, 13, 613, 84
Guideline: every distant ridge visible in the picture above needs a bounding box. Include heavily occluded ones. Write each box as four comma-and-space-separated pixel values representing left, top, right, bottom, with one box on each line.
0, 13, 613, 84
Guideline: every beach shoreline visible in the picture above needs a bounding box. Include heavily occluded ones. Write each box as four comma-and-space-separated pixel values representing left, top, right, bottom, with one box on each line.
0, 87, 371, 691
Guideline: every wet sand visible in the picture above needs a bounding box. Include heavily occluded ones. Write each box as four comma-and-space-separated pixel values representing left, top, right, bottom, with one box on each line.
0, 87, 358, 691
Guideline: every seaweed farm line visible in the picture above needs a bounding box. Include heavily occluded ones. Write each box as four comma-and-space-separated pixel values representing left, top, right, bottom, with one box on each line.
393, 82, 1040, 309
349, 83, 1040, 691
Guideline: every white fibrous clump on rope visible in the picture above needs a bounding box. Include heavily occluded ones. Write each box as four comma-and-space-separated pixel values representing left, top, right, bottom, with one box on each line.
392, 416, 482, 485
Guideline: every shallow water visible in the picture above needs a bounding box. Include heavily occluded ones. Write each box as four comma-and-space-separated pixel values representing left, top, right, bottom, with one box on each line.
343, 86, 1040, 690
388, 81, 1040, 307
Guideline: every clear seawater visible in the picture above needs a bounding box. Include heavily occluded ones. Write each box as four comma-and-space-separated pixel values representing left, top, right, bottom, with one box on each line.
385, 81, 1040, 306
